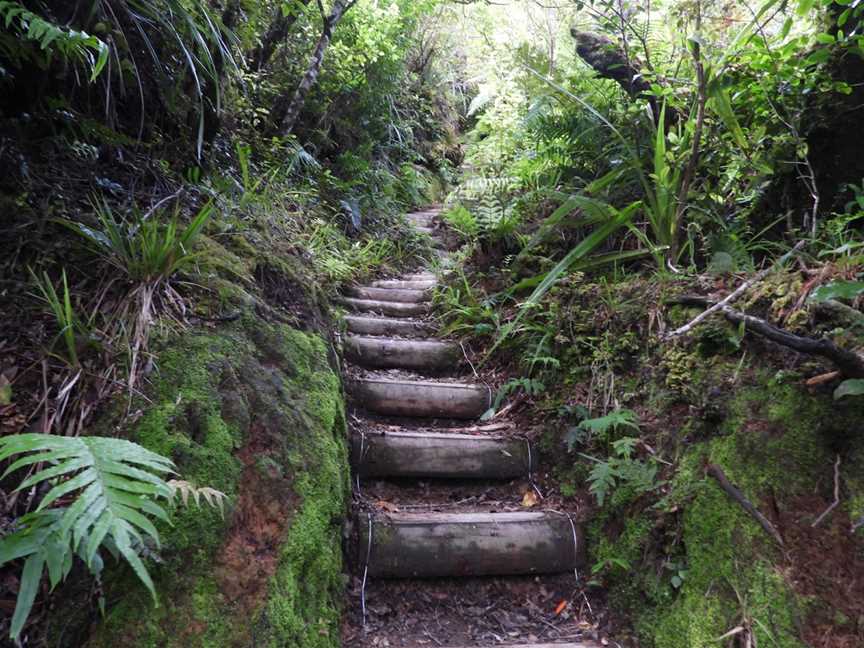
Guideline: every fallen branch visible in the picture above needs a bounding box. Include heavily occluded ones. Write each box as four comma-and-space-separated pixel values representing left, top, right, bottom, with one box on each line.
666, 241, 805, 339
670, 295, 864, 378
707, 463, 784, 546
812, 455, 841, 528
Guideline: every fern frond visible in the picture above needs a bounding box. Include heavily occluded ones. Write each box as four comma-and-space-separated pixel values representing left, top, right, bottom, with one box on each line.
167, 479, 229, 517
0, 434, 177, 641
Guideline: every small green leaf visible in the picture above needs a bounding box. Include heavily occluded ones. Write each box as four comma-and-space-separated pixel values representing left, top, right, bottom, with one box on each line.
809, 281, 864, 302
834, 379, 864, 400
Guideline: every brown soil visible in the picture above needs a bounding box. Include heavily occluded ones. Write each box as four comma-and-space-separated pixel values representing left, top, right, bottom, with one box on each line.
782, 495, 864, 648
214, 423, 297, 616
342, 573, 612, 648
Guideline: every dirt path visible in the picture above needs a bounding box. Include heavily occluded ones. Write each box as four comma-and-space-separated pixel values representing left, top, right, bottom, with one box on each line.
338, 208, 605, 648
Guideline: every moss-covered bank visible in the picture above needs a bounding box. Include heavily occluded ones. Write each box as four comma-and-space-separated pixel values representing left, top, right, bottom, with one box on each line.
80, 318, 348, 648
585, 362, 864, 647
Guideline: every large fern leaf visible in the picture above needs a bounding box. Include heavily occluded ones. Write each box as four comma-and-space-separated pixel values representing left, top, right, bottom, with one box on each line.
0, 434, 176, 640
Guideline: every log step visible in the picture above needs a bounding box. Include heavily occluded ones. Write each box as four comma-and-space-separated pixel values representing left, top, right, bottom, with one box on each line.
351, 430, 530, 479
347, 378, 490, 419
447, 644, 599, 648
407, 215, 436, 226
358, 512, 584, 578
371, 279, 437, 289
338, 297, 429, 318
344, 336, 460, 371
343, 315, 433, 338
348, 286, 430, 303
401, 271, 436, 281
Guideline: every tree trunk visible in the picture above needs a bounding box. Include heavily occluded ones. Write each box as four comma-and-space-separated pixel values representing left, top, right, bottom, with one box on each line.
272, 0, 357, 134
247, 0, 312, 71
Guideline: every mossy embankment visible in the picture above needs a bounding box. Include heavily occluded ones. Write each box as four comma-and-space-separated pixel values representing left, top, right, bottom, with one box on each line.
462, 272, 864, 648
52, 231, 354, 648
569, 285, 864, 647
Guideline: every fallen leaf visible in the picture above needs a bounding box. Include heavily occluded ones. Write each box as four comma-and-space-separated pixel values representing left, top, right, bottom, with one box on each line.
554, 599, 567, 615
521, 490, 539, 508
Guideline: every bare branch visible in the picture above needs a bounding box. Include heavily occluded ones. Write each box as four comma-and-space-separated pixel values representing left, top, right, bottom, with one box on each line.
707, 464, 784, 546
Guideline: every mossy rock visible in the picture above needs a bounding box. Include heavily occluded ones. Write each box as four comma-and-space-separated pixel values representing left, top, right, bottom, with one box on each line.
74, 319, 348, 648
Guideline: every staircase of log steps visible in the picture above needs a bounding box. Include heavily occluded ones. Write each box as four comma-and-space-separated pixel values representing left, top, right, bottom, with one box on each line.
339, 207, 601, 648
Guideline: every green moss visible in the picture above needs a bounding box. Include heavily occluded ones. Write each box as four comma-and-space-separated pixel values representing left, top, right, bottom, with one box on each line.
598, 369, 861, 647
85, 321, 348, 648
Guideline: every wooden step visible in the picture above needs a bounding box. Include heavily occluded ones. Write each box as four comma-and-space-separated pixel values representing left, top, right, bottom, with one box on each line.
401, 271, 436, 281
407, 214, 436, 226
371, 279, 437, 290
351, 430, 529, 479
446, 644, 599, 648
343, 315, 433, 338
357, 512, 584, 578
338, 297, 429, 318
347, 286, 430, 303
344, 336, 460, 371
347, 378, 490, 419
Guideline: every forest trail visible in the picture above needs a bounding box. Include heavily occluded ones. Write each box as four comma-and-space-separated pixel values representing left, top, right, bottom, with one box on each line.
339, 209, 601, 648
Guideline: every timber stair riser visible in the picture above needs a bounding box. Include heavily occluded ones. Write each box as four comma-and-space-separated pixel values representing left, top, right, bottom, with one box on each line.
371, 279, 437, 290
344, 336, 461, 371
351, 430, 531, 479
341, 208, 598, 648
343, 315, 433, 338
338, 297, 429, 317
347, 286, 431, 303
357, 512, 585, 579
347, 378, 491, 419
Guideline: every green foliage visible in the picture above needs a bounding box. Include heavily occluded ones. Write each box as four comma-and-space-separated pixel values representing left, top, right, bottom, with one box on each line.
29, 269, 87, 367
809, 280, 864, 303
565, 408, 640, 451
482, 376, 545, 419
0, 1, 108, 80
442, 205, 479, 239
63, 200, 213, 283
580, 436, 660, 506
834, 379, 864, 400
0, 434, 176, 641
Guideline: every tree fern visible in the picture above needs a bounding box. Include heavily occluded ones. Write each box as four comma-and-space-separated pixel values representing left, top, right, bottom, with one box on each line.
0, 434, 177, 641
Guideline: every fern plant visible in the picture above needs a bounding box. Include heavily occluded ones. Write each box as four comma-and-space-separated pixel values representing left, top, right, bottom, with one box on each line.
565, 408, 640, 451
0, 433, 227, 642
0, 2, 109, 81
580, 437, 660, 506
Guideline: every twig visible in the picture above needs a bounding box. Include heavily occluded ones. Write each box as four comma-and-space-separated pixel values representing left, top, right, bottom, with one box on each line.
666, 240, 805, 339
707, 463, 784, 546
141, 188, 184, 223
670, 295, 864, 378
812, 455, 841, 528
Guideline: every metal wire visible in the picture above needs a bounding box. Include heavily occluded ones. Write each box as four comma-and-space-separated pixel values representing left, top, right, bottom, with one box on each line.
361, 512, 373, 628
565, 513, 580, 582
525, 439, 544, 500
